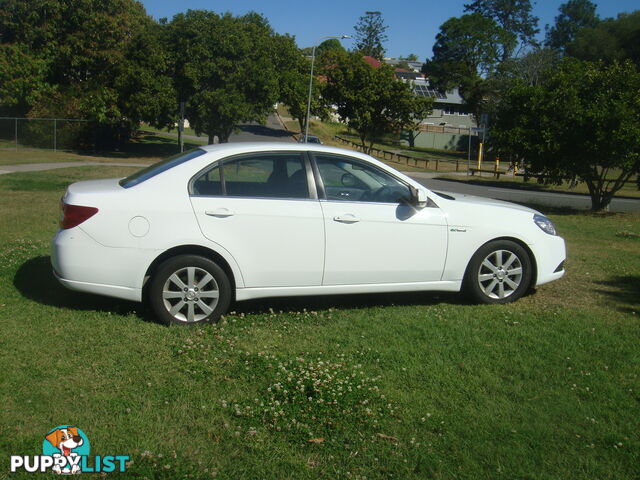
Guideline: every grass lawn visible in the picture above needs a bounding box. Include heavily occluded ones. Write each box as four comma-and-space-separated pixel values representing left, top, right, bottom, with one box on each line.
1, 166, 639, 479
438, 174, 640, 200
0, 133, 205, 167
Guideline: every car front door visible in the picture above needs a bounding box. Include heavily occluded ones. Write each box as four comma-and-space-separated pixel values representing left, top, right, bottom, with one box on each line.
312, 153, 448, 285
189, 151, 324, 288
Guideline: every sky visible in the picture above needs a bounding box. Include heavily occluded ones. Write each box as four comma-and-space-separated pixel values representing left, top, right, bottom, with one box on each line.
140, 0, 639, 61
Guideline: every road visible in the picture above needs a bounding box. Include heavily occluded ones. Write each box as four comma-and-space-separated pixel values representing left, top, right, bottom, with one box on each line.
407, 172, 640, 213
165, 114, 296, 144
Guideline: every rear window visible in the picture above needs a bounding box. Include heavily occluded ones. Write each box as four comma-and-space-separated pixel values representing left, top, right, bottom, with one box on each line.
119, 148, 206, 188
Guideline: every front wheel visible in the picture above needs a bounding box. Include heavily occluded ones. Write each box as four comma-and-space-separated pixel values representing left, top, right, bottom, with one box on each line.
149, 255, 231, 325
464, 240, 533, 304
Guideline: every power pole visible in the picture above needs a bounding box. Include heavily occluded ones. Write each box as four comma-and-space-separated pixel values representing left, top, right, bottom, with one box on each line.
179, 101, 185, 152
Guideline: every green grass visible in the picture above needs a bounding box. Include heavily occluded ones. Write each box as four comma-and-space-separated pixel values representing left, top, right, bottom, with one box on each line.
0, 167, 639, 479
0, 133, 205, 166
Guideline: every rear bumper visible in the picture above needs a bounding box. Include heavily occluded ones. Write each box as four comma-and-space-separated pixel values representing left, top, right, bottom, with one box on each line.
51, 227, 150, 302
53, 270, 142, 302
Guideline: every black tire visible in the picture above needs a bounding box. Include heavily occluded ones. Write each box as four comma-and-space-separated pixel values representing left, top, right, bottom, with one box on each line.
149, 255, 231, 325
464, 240, 533, 304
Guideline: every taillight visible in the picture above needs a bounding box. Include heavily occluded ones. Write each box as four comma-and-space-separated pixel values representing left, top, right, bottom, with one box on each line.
60, 202, 99, 229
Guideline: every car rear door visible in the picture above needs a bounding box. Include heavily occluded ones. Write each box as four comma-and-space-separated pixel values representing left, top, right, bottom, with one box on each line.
189, 151, 324, 288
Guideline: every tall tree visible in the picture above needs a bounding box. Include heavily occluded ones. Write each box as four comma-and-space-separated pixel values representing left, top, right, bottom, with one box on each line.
0, 44, 52, 116
0, 0, 175, 145
545, 0, 600, 53
491, 59, 640, 211
422, 14, 515, 119
166, 11, 293, 143
323, 51, 432, 154
464, 0, 539, 58
566, 10, 640, 66
276, 35, 329, 134
353, 11, 388, 60
316, 38, 346, 58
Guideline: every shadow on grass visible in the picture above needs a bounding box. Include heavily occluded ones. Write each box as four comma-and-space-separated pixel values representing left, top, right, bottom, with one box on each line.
594, 275, 640, 313
81, 134, 203, 160
237, 124, 294, 139
13, 256, 154, 322
231, 290, 465, 316
14, 257, 466, 322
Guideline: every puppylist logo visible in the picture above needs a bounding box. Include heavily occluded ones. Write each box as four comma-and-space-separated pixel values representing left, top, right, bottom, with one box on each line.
10, 425, 129, 474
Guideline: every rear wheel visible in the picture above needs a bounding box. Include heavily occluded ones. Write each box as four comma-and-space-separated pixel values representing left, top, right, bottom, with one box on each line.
149, 255, 231, 325
464, 240, 532, 304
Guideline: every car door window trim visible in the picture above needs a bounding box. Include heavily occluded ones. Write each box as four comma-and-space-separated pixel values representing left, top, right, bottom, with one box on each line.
309, 152, 414, 205
189, 151, 317, 200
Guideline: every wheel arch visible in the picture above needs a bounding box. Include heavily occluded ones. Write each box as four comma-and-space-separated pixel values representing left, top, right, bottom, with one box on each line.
142, 245, 238, 301
463, 236, 538, 289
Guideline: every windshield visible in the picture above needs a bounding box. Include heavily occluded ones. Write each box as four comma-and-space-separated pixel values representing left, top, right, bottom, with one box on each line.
119, 148, 206, 188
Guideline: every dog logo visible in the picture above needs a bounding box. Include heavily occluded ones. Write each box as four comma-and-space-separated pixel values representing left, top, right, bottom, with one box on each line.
42, 425, 90, 474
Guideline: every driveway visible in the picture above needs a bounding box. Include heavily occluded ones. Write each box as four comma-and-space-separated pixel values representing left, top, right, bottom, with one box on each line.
407, 173, 640, 213
158, 114, 295, 144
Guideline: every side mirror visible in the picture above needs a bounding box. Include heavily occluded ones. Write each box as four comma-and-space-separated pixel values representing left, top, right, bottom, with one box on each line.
409, 186, 428, 208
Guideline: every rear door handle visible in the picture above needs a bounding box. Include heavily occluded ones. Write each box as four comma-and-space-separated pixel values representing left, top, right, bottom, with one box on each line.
205, 208, 234, 218
333, 214, 359, 224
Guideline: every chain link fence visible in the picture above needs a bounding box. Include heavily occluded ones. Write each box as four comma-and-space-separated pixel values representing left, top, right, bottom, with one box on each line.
0, 117, 96, 151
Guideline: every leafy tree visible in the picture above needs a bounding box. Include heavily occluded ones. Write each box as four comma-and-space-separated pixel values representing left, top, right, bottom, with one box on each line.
422, 14, 515, 119
323, 51, 433, 154
275, 35, 329, 134
491, 59, 640, 211
316, 38, 345, 57
0, 44, 52, 116
566, 10, 640, 65
0, 0, 175, 146
545, 0, 600, 53
498, 48, 560, 86
353, 11, 388, 60
166, 10, 293, 144
464, 0, 539, 58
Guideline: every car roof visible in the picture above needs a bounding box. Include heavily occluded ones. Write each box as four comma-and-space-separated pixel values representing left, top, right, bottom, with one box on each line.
198, 142, 354, 156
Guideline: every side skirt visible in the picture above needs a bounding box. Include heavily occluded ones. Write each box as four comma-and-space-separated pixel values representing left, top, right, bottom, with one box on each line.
235, 281, 462, 302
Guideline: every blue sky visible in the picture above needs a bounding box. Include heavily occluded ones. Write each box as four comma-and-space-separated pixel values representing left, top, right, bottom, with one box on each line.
140, 0, 638, 61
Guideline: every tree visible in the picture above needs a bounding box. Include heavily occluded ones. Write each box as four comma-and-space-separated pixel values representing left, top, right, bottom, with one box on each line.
0, 44, 52, 116
276, 37, 329, 134
0, 0, 175, 146
322, 51, 433, 154
353, 11, 388, 60
316, 38, 345, 58
566, 10, 640, 66
491, 59, 640, 211
464, 0, 539, 58
166, 11, 291, 143
545, 0, 600, 53
422, 14, 515, 119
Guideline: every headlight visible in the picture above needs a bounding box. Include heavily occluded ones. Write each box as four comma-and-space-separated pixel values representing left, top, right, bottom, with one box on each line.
533, 214, 557, 236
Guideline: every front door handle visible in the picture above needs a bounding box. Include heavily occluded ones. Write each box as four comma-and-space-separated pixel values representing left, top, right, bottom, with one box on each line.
205, 208, 234, 218
334, 214, 359, 224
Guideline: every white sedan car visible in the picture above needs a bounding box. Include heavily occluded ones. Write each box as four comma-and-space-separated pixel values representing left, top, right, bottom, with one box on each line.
52, 143, 565, 325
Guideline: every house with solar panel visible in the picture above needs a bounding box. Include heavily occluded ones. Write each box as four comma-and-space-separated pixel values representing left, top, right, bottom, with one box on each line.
394, 71, 478, 151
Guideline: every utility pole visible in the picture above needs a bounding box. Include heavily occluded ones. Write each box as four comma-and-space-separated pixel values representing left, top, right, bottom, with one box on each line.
179, 101, 185, 153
